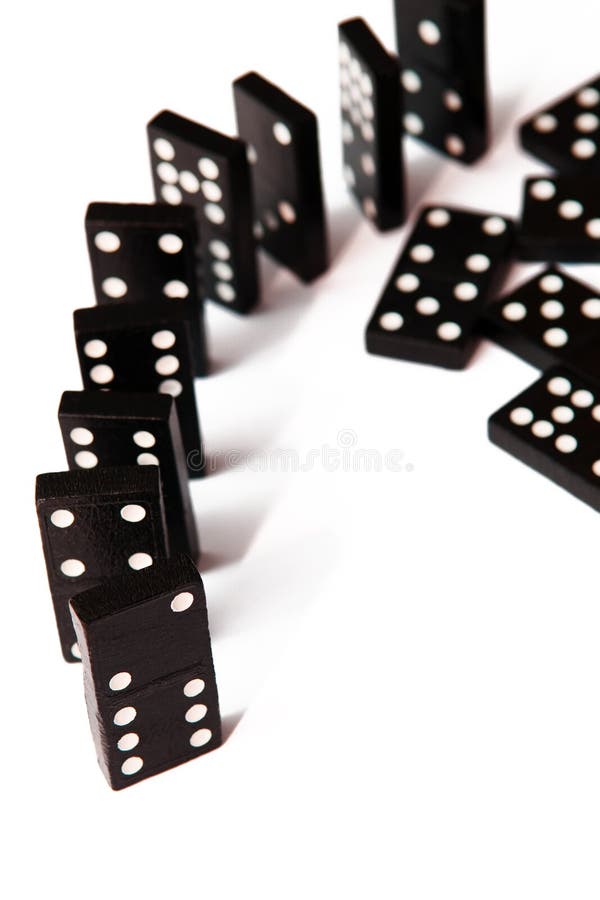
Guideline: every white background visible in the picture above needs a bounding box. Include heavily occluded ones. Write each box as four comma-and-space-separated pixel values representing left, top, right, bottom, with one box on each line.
3, 0, 600, 896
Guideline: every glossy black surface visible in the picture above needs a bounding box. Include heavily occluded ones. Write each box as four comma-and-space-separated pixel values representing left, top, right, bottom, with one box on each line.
71, 556, 221, 790
35, 466, 168, 662
58, 391, 200, 560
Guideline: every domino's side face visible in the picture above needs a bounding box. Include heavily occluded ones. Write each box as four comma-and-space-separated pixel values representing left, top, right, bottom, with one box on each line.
518, 176, 600, 262
59, 391, 200, 561
338, 18, 405, 231
483, 266, 600, 378
519, 75, 600, 175
70, 555, 221, 790
488, 367, 600, 513
393, 0, 488, 163
85, 202, 207, 377
147, 111, 259, 315
36, 466, 168, 662
233, 71, 329, 282
366, 205, 514, 368
74, 301, 205, 480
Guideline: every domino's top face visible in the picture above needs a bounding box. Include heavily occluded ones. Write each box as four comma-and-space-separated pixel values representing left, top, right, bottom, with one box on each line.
365, 205, 514, 368
233, 71, 329, 283
398, 205, 514, 287
71, 556, 213, 695
338, 18, 405, 231
518, 176, 600, 262
488, 367, 600, 513
36, 466, 168, 596
519, 75, 600, 174
147, 111, 259, 314
393, 0, 485, 89
85, 203, 199, 305
483, 266, 600, 373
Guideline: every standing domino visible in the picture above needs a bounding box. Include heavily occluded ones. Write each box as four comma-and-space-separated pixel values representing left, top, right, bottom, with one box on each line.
85, 202, 207, 376
338, 17, 405, 230
35, 466, 168, 662
74, 301, 205, 479
394, 0, 488, 163
233, 71, 329, 282
147, 111, 259, 315
70, 555, 221, 789
58, 391, 200, 560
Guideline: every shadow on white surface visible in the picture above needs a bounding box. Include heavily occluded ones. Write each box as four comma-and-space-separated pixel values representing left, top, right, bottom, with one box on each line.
493, 88, 525, 142
221, 710, 245, 742
329, 201, 362, 261
207, 261, 322, 374
199, 497, 274, 572
406, 145, 445, 211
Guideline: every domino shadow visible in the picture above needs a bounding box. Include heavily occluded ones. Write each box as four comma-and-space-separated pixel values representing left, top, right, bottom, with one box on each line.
207, 257, 322, 373
493, 89, 523, 143
221, 710, 245, 742
207, 527, 340, 641
197, 488, 276, 572
406, 145, 445, 212
329, 201, 363, 262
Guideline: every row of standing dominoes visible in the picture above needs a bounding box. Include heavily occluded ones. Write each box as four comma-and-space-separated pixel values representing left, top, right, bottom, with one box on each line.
34, 0, 600, 789
37, 2, 492, 791
35, 65, 335, 790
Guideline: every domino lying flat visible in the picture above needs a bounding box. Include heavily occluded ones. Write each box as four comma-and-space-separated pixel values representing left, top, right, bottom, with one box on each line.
58, 391, 200, 560
488, 367, 600, 513
85, 202, 207, 377
35, 466, 168, 662
74, 301, 205, 480
338, 17, 405, 231
233, 71, 329, 282
518, 176, 600, 262
483, 266, 600, 379
366, 205, 514, 368
70, 555, 221, 790
147, 111, 259, 315
394, 0, 488, 163
519, 75, 600, 174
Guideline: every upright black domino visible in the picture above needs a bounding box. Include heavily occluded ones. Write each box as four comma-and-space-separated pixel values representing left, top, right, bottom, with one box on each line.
147, 111, 259, 315
73, 301, 204, 479
85, 202, 207, 377
233, 72, 329, 282
366, 206, 514, 368
394, 0, 488, 163
519, 75, 600, 174
483, 266, 600, 379
488, 367, 600, 513
58, 391, 200, 560
518, 175, 600, 262
338, 18, 404, 231
35, 466, 168, 662
70, 555, 221, 790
